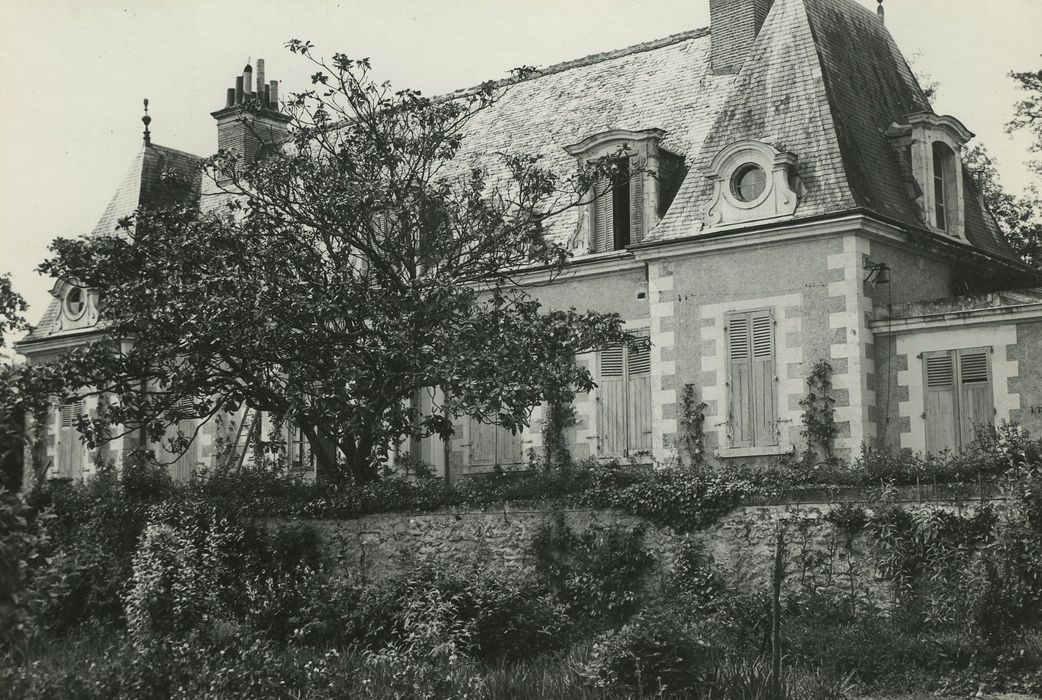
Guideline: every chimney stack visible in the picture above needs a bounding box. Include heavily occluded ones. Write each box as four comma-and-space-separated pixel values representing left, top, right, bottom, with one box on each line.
212, 58, 291, 165
710, 0, 775, 74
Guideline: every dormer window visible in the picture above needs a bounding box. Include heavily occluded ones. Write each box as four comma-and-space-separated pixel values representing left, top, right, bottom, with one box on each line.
887, 113, 973, 239
700, 140, 804, 228
64, 287, 86, 321
932, 142, 956, 232
565, 128, 679, 255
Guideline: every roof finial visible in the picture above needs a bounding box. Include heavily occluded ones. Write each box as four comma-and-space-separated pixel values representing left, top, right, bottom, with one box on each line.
877, 0, 885, 23
142, 98, 152, 146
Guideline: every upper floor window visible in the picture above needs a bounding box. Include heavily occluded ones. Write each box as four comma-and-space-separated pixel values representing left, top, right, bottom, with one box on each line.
565, 128, 681, 255
64, 287, 86, 321
700, 140, 804, 229
725, 309, 777, 448
932, 142, 957, 233
886, 112, 973, 238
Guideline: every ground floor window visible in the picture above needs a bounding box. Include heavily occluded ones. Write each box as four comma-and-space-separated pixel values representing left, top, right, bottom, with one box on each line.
597, 333, 652, 457
923, 347, 993, 453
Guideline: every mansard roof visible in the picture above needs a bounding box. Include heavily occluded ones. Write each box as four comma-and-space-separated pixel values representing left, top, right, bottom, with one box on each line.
20, 142, 203, 345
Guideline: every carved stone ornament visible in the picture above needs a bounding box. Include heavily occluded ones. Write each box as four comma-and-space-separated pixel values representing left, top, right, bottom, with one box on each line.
699, 139, 805, 229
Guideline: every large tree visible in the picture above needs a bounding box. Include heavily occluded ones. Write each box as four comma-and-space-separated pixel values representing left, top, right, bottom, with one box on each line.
41, 45, 637, 484
964, 144, 1042, 268
0, 275, 66, 490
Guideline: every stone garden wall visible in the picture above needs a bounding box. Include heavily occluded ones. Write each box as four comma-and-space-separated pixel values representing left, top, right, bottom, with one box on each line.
287, 496, 1010, 603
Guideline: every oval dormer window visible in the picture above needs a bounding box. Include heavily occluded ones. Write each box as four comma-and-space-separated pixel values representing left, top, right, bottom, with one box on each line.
64, 287, 86, 320
731, 163, 766, 202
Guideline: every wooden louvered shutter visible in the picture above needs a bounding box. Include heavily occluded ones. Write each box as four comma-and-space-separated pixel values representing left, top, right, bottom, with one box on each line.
627, 338, 652, 453
958, 348, 993, 447
629, 168, 644, 245
593, 178, 613, 253
59, 400, 84, 478
168, 398, 198, 481
750, 311, 777, 446
923, 351, 958, 454
496, 425, 523, 466
598, 345, 626, 456
469, 417, 498, 468
726, 313, 753, 448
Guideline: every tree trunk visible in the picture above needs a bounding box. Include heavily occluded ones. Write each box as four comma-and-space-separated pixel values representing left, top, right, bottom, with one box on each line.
303, 426, 343, 486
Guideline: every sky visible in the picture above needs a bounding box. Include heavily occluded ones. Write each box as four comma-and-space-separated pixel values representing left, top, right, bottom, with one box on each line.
1, 0, 1039, 338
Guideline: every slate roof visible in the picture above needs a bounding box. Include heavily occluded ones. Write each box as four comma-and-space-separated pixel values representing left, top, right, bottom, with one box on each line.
652, 0, 1018, 263
22, 0, 1026, 350
451, 28, 735, 249
21, 143, 203, 344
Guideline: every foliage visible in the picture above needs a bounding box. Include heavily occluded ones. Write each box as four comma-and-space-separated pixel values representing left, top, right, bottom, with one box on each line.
1008, 66, 1042, 178
40, 47, 637, 485
541, 394, 577, 473
678, 383, 708, 468
798, 360, 837, 460
582, 608, 721, 693
531, 515, 654, 624
577, 464, 754, 533
0, 489, 57, 655
964, 144, 1042, 268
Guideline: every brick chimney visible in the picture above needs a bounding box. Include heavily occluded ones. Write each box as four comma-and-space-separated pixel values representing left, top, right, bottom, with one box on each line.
211, 58, 291, 164
710, 0, 775, 74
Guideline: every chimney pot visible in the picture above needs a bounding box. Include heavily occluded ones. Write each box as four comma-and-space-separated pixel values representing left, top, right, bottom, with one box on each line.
269, 81, 279, 109
225, 88, 235, 108
256, 58, 266, 99
235, 76, 244, 105
243, 62, 253, 96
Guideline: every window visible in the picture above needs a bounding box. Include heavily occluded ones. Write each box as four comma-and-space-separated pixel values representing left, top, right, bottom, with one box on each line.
922, 348, 993, 454
287, 425, 315, 472
468, 418, 523, 469
592, 158, 637, 253
57, 399, 85, 478
64, 287, 86, 320
564, 128, 667, 254
597, 336, 652, 457
725, 310, 776, 448
931, 142, 957, 234
731, 163, 766, 202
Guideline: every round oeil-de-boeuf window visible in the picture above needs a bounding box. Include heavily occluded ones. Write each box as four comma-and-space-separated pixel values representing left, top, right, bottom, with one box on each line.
64, 287, 86, 320
731, 163, 767, 202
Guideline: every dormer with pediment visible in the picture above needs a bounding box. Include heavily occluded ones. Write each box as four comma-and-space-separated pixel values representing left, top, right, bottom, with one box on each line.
49, 281, 101, 334
564, 128, 687, 256
886, 112, 974, 240
699, 140, 805, 229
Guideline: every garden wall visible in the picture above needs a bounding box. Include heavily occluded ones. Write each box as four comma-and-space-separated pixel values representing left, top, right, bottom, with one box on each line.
286, 494, 1011, 602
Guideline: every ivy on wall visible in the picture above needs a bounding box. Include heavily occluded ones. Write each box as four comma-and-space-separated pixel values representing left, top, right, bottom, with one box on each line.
799, 360, 837, 461
679, 384, 708, 469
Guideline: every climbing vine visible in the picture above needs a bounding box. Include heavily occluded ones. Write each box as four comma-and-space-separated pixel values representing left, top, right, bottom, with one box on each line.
679, 383, 708, 468
799, 360, 837, 460
542, 398, 577, 472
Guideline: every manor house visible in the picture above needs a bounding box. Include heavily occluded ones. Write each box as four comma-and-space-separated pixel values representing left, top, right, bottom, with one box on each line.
18, 0, 1042, 481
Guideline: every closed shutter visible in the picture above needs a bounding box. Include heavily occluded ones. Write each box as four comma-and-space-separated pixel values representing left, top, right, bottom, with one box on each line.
598, 345, 627, 456
168, 399, 198, 481
629, 168, 644, 245
58, 400, 84, 478
726, 314, 753, 447
469, 418, 498, 467
593, 178, 613, 253
958, 348, 993, 446
627, 340, 652, 452
923, 351, 958, 454
496, 426, 523, 465
750, 311, 777, 446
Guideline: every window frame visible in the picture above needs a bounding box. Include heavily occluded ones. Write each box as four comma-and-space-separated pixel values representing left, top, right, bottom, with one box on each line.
921, 346, 994, 454
596, 331, 652, 458
724, 309, 778, 449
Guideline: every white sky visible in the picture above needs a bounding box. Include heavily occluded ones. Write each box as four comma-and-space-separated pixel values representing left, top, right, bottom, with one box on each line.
1, 0, 1039, 334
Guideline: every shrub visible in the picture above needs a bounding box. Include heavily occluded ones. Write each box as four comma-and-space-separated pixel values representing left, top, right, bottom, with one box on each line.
582, 608, 721, 692
532, 515, 655, 623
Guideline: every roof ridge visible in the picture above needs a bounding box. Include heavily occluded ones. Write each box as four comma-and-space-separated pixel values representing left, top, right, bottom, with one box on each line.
442, 26, 710, 100
148, 142, 205, 161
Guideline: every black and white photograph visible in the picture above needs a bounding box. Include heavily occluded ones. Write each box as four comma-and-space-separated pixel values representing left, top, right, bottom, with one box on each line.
2, 1, 1041, 697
